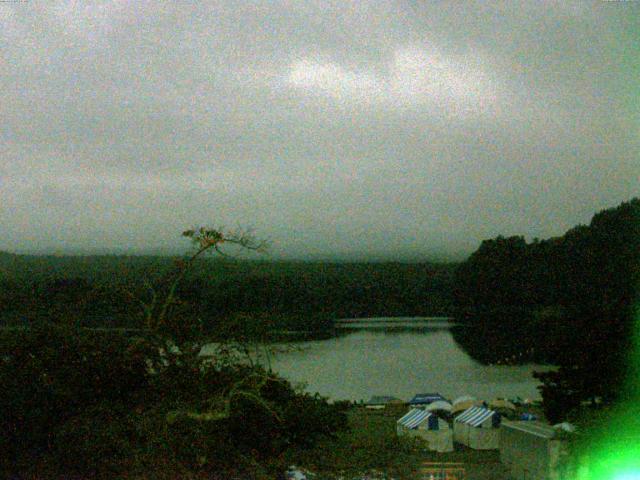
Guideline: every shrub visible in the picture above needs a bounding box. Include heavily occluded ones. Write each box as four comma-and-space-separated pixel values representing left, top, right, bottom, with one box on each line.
0, 323, 152, 475
0, 323, 349, 478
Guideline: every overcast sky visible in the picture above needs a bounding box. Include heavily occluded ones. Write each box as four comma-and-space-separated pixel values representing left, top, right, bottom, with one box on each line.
2, 1, 638, 260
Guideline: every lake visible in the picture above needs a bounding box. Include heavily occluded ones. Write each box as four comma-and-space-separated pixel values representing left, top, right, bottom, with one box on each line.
266, 318, 551, 402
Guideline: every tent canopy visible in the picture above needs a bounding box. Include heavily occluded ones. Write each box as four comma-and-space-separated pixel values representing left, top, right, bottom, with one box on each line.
426, 400, 453, 412
453, 395, 476, 405
408, 393, 446, 405
489, 399, 516, 410
397, 409, 440, 430
455, 406, 500, 427
452, 399, 481, 413
553, 422, 576, 433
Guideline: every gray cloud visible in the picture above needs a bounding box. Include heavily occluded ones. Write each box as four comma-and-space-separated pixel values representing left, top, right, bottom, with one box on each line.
1, 0, 638, 259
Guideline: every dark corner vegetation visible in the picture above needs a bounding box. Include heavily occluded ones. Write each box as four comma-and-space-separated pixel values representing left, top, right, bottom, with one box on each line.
0, 228, 352, 479
452, 198, 640, 423
0, 323, 350, 479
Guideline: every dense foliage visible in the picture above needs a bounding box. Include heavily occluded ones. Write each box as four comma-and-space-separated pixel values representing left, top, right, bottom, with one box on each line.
453, 198, 640, 421
0, 257, 455, 334
1, 228, 355, 478
0, 323, 349, 478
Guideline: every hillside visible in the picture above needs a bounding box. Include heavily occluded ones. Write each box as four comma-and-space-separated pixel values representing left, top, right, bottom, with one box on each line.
0, 254, 456, 330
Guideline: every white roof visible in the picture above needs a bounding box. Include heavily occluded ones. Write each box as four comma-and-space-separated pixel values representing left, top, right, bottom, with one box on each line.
426, 400, 453, 412
397, 408, 433, 429
553, 422, 576, 433
453, 395, 476, 405
502, 421, 556, 438
454, 406, 497, 427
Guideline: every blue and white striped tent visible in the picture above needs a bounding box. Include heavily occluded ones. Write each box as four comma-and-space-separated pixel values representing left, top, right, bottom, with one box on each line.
453, 406, 501, 449
455, 406, 500, 428
397, 408, 440, 430
397, 408, 454, 452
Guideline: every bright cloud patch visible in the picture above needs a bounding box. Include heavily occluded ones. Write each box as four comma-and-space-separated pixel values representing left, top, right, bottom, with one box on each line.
285, 46, 498, 115
287, 59, 385, 105
390, 47, 495, 104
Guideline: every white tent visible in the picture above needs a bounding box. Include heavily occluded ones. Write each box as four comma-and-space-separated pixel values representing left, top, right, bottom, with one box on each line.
489, 398, 516, 410
396, 408, 453, 452
488, 399, 517, 419
453, 395, 476, 405
426, 400, 453, 413
453, 406, 501, 450
452, 396, 481, 414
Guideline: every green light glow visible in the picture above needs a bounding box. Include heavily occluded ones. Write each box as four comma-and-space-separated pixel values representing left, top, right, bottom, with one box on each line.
614, 474, 640, 480
574, 304, 640, 479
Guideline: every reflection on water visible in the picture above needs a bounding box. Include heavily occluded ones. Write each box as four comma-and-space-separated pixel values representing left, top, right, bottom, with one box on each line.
268, 318, 553, 402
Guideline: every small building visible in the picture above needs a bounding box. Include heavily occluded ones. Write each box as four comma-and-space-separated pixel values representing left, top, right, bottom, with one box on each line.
500, 421, 572, 480
397, 408, 453, 452
453, 406, 501, 450
365, 395, 404, 410
408, 392, 447, 406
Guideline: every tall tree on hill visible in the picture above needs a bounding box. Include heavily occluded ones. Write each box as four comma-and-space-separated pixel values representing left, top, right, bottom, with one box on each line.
128, 227, 268, 349
536, 199, 640, 421
453, 198, 640, 421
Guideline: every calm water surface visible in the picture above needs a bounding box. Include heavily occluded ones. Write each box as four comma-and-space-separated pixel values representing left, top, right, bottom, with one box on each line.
268, 318, 551, 402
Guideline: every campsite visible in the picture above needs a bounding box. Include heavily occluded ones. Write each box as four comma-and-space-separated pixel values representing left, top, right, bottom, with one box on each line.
285, 393, 572, 480
286, 392, 568, 480
1, 0, 638, 472
285, 403, 510, 480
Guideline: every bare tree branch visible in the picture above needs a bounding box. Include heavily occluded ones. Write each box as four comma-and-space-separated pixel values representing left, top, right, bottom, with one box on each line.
150, 226, 268, 340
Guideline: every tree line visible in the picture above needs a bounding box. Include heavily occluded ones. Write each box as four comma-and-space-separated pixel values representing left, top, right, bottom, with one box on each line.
0, 255, 455, 335
452, 198, 640, 421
